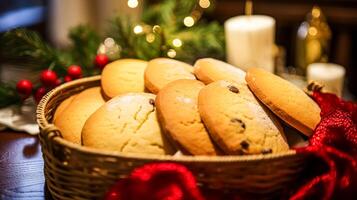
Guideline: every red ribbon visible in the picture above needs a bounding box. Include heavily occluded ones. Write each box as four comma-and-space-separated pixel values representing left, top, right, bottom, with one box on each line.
104, 91, 357, 200
290, 91, 357, 200
104, 163, 205, 200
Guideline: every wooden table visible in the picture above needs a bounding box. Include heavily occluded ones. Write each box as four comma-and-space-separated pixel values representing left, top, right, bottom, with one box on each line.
0, 130, 51, 200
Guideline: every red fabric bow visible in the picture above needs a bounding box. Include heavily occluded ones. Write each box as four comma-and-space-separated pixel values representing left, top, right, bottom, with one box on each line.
104, 163, 205, 200
291, 92, 357, 200
104, 91, 357, 200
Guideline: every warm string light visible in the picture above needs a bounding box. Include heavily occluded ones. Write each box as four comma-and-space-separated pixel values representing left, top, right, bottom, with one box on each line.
172, 38, 182, 47
133, 25, 143, 34
152, 25, 161, 33
130, 0, 212, 58
183, 16, 195, 27
167, 49, 177, 58
199, 0, 211, 9
127, 0, 139, 8
183, 0, 211, 27
146, 33, 155, 43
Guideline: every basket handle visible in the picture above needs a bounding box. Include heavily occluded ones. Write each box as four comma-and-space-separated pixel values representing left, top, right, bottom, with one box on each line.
41, 124, 62, 140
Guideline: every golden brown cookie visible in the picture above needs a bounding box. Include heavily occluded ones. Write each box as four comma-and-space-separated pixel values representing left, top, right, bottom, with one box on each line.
156, 79, 219, 155
193, 58, 246, 84
144, 58, 196, 94
82, 93, 174, 155
198, 80, 289, 155
101, 59, 148, 98
54, 87, 105, 144
53, 94, 77, 121
245, 67, 321, 137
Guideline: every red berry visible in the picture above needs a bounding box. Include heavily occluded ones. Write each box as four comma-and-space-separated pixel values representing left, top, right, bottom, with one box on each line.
95, 54, 109, 69
67, 65, 82, 79
16, 79, 33, 99
34, 87, 47, 103
64, 75, 72, 82
55, 79, 62, 86
40, 70, 58, 87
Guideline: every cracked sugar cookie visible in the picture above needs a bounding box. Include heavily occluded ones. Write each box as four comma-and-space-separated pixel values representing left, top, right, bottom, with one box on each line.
194, 58, 246, 85
144, 58, 196, 94
82, 93, 174, 155
156, 79, 220, 155
198, 80, 289, 155
246, 67, 321, 137
101, 59, 148, 99
54, 87, 105, 144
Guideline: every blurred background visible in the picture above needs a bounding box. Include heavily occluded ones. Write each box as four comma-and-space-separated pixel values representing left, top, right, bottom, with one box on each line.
0, 0, 356, 99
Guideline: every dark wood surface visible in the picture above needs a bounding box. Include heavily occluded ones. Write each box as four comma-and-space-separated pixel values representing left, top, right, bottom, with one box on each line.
0, 130, 48, 200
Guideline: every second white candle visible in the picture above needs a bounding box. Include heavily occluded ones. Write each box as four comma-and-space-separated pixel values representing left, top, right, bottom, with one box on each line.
225, 15, 275, 72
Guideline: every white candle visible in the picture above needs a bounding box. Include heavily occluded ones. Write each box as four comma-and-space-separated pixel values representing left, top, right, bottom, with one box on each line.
224, 15, 275, 72
48, 0, 96, 47
307, 63, 346, 96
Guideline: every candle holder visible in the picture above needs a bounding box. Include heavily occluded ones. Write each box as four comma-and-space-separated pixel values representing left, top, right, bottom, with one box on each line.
295, 6, 331, 76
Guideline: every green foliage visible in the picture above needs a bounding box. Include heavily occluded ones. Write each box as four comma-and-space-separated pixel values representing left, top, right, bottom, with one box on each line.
68, 25, 101, 75
0, 0, 225, 107
110, 0, 225, 63
174, 22, 225, 62
1, 29, 68, 69
0, 82, 20, 108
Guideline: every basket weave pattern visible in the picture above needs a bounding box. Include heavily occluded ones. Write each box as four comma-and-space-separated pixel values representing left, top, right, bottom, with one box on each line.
37, 76, 307, 200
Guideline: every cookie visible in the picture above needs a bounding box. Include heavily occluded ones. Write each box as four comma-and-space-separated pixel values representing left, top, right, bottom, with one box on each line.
101, 59, 148, 98
53, 94, 77, 121
144, 58, 196, 94
54, 87, 105, 144
156, 79, 219, 155
245, 67, 321, 137
82, 93, 174, 155
198, 80, 289, 155
193, 58, 246, 84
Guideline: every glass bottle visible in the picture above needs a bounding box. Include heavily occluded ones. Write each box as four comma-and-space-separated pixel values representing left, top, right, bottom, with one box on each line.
295, 6, 331, 76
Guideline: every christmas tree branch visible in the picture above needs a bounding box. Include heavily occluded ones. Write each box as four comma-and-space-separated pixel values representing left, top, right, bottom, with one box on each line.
68, 25, 101, 76
0, 82, 20, 108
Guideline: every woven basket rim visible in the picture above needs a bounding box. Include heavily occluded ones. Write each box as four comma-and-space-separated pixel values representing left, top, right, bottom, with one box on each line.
36, 76, 298, 162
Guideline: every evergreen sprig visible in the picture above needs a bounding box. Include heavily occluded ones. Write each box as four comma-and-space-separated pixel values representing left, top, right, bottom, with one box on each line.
1, 29, 69, 70
0, 82, 20, 108
110, 0, 224, 63
68, 25, 101, 76
0, 0, 225, 108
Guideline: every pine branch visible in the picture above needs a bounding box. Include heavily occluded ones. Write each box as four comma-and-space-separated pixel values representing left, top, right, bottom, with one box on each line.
68, 25, 101, 75
0, 82, 20, 108
142, 0, 196, 29
173, 21, 225, 63
1, 29, 70, 70
108, 17, 136, 58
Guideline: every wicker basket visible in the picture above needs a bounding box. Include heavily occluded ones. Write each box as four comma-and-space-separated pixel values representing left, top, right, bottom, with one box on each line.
37, 76, 308, 200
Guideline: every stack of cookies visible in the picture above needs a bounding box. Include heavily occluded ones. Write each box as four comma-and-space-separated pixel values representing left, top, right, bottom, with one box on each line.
54, 57, 321, 156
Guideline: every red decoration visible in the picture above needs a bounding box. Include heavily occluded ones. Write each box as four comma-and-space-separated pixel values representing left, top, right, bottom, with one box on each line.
64, 75, 72, 82
34, 87, 47, 103
291, 91, 357, 200
67, 65, 82, 79
104, 163, 204, 200
40, 70, 58, 87
55, 79, 62, 86
104, 91, 357, 200
95, 54, 109, 69
16, 79, 33, 99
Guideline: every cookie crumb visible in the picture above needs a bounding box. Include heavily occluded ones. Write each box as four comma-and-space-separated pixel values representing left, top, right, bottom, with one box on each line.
228, 85, 239, 93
